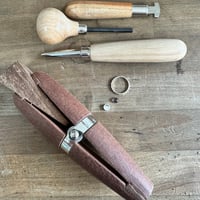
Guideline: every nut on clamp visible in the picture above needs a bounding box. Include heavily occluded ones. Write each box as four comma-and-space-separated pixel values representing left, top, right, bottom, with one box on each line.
61, 116, 97, 153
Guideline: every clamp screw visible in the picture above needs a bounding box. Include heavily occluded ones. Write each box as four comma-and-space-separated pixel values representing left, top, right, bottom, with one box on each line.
69, 129, 80, 140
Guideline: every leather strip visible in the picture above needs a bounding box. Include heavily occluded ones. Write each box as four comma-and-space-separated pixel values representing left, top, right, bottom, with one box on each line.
32, 72, 153, 199
13, 94, 145, 199
32, 72, 91, 124
85, 122, 153, 200
13, 94, 66, 148
69, 143, 134, 199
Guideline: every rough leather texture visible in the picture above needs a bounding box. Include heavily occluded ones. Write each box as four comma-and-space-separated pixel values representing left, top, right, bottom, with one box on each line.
69, 143, 134, 199
13, 94, 66, 148
33, 71, 153, 200
14, 94, 141, 200
4, 64, 154, 200
32, 72, 91, 125
0, 62, 68, 125
86, 122, 153, 199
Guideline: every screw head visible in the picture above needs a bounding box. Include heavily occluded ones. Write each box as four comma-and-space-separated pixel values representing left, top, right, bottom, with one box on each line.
69, 129, 80, 140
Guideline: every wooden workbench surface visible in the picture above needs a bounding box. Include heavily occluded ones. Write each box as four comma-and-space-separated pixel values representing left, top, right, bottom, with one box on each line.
0, 0, 200, 199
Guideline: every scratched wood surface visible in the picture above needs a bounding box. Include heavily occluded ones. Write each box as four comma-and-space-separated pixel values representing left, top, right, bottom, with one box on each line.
0, 0, 200, 199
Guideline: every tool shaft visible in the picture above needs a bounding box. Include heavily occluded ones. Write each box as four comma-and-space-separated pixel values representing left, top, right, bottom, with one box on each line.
37, 8, 133, 45
87, 27, 132, 33
42, 47, 90, 58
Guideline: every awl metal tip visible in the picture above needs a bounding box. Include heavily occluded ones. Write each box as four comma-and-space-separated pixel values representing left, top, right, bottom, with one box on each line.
41, 47, 91, 58
41, 49, 81, 57
41, 52, 52, 56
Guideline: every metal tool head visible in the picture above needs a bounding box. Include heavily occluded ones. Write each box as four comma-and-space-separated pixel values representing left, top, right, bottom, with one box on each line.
132, 2, 160, 18
41, 49, 80, 57
41, 47, 90, 58
149, 2, 160, 18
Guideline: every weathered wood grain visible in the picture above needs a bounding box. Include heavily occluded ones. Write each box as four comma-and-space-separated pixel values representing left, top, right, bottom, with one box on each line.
0, 0, 200, 199
0, 151, 200, 198
1, 110, 200, 155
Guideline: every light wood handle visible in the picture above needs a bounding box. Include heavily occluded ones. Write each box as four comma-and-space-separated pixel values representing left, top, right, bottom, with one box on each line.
65, 0, 132, 19
36, 8, 79, 45
90, 39, 187, 63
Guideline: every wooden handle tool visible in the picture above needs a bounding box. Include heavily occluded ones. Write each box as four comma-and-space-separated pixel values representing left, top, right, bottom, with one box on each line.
41, 39, 187, 63
36, 8, 132, 45
65, 1, 160, 19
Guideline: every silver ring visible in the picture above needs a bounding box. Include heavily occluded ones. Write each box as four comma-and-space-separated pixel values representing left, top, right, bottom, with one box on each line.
110, 76, 130, 95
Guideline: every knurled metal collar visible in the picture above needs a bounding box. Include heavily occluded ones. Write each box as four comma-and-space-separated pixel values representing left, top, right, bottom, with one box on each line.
80, 47, 90, 57
132, 2, 160, 18
78, 24, 88, 34
60, 115, 97, 153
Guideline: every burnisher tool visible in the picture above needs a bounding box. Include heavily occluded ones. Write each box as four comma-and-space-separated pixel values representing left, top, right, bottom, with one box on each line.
41, 39, 187, 63
65, 1, 160, 20
36, 8, 132, 45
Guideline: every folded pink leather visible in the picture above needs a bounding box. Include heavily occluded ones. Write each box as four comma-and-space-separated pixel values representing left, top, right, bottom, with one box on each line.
5, 63, 153, 200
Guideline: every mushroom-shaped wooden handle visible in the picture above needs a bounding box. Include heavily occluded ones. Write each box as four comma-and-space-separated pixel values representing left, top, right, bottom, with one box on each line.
36, 8, 79, 45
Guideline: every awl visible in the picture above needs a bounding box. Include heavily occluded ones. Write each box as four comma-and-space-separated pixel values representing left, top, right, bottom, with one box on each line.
36, 8, 132, 45
42, 39, 187, 63
65, 1, 160, 19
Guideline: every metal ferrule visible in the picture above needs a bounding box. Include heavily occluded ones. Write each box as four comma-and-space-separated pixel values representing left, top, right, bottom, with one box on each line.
80, 47, 90, 57
61, 115, 97, 153
132, 3, 160, 18
78, 24, 88, 34
132, 5, 149, 15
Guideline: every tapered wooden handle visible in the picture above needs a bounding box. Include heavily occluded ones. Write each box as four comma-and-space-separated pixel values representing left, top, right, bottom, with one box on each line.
65, 0, 132, 19
90, 39, 187, 63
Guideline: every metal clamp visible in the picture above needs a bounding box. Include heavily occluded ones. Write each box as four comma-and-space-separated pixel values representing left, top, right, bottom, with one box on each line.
61, 115, 97, 153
